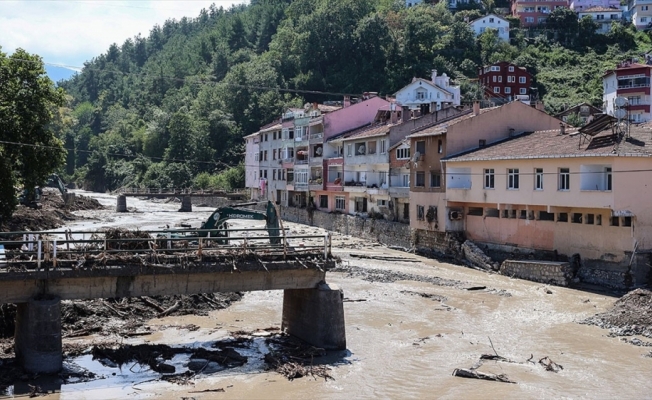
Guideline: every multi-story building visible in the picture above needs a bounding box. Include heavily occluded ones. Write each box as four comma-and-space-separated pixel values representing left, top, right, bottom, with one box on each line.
389, 138, 412, 223
394, 70, 461, 115
603, 59, 652, 122
570, 0, 620, 9
256, 121, 283, 203
244, 131, 261, 199
407, 101, 565, 235
442, 115, 652, 288
478, 61, 533, 104
511, 0, 569, 26
628, 0, 652, 28
577, 6, 623, 33
468, 14, 510, 42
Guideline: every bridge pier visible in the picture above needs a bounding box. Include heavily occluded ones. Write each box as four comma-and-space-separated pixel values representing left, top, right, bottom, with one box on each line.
282, 283, 346, 350
116, 194, 127, 212
15, 296, 62, 373
179, 196, 192, 212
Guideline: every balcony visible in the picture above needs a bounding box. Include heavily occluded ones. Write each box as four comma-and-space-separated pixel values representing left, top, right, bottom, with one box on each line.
343, 181, 367, 193
389, 187, 409, 197
295, 158, 309, 165
325, 181, 343, 191
309, 156, 323, 166
309, 132, 324, 144
294, 136, 309, 146
367, 187, 388, 196
294, 182, 308, 191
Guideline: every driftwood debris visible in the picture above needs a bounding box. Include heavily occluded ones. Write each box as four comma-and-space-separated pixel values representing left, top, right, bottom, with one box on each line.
452, 368, 516, 383
157, 301, 181, 318
349, 253, 419, 262
140, 296, 165, 313
539, 356, 564, 372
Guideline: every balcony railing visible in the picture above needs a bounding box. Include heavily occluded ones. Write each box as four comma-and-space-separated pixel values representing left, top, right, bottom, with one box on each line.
618, 83, 650, 89
295, 159, 309, 165
309, 132, 323, 140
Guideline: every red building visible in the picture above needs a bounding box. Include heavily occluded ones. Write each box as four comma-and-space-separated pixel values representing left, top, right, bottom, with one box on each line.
511, 0, 569, 27
478, 61, 533, 103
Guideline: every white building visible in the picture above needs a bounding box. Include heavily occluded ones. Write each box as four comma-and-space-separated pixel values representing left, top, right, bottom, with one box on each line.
628, 0, 652, 29
468, 14, 510, 42
394, 70, 461, 114
578, 6, 623, 33
244, 132, 260, 199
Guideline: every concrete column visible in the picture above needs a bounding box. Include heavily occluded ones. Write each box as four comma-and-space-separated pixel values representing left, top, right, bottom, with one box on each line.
282, 282, 346, 350
116, 195, 127, 212
179, 196, 192, 212
15, 296, 62, 373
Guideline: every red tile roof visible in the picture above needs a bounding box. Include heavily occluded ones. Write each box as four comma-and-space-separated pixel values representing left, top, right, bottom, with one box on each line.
406, 107, 500, 139
445, 123, 652, 162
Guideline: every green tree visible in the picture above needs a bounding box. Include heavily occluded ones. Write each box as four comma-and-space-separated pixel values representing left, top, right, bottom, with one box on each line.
0, 48, 66, 219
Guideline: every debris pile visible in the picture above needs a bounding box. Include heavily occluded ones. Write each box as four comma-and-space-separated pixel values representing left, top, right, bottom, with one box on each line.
0, 189, 104, 232
264, 334, 334, 381
0, 293, 242, 340
582, 288, 652, 338
102, 228, 152, 250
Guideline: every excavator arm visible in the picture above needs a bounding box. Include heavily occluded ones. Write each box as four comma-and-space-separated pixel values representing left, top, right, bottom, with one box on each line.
200, 201, 281, 245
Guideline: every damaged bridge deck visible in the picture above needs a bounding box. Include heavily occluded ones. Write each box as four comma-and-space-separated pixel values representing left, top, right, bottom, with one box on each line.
0, 229, 334, 303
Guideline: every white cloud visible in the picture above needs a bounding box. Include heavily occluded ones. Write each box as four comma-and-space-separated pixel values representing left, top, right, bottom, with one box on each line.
0, 0, 244, 67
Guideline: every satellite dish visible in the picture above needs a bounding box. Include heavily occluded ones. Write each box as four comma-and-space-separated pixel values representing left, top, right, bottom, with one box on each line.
410, 151, 421, 162
614, 109, 627, 119
315, 147, 323, 156
357, 145, 366, 154
615, 97, 628, 107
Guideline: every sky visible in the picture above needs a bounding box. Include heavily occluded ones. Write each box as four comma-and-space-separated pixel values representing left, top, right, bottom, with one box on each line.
1, 0, 244, 80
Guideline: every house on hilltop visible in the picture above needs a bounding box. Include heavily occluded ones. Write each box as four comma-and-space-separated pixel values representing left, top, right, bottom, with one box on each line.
468, 14, 510, 42
394, 70, 461, 115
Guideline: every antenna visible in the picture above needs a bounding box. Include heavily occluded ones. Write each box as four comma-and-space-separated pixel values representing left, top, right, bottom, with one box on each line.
613, 97, 629, 138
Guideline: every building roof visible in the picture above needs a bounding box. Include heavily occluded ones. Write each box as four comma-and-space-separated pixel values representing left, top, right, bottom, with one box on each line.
480, 61, 528, 73
603, 61, 652, 77
340, 123, 393, 142
260, 123, 282, 133
444, 123, 652, 162
468, 13, 509, 24
406, 107, 500, 139
580, 6, 621, 12
554, 102, 603, 117
394, 78, 455, 97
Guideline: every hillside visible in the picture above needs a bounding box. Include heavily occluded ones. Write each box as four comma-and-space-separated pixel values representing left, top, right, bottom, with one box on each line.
56, 0, 652, 192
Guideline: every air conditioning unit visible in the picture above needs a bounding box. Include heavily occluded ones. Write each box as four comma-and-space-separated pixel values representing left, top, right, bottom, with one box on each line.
449, 210, 463, 221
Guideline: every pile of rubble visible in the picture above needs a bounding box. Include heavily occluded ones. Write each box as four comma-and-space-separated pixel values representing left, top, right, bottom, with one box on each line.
582, 288, 652, 338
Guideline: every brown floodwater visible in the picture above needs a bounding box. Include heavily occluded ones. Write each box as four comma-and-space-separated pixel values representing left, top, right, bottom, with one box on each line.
4, 191, 652, 399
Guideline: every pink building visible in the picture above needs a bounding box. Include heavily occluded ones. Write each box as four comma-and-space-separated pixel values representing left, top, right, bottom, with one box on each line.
512, 0, 569, 26
443, 115, 652, 288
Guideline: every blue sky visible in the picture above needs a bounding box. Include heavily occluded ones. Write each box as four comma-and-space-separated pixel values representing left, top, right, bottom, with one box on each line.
1, 0, 243, 80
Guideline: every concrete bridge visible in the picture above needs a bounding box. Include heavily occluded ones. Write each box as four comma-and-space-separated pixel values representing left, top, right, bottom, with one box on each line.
0, 229, 344, 374
115, 188, 247, 212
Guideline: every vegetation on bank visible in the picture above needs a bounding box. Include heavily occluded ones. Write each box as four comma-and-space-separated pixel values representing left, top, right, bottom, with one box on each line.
5, 0, 652, 197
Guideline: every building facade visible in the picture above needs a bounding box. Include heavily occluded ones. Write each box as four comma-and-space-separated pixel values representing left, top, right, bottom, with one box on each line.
468, 14, 510, 42
394, 70, 461, 114
443, 117, 652, 287
603, 60, 652, 122
577, 6, 623, 33
511, 0, 569, 26
478, 61, 533, 104
570, 0, 620, 10
628, 0, 652, 28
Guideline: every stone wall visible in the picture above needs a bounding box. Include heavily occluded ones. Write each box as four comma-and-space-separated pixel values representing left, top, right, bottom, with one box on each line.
500, 260, 573, 287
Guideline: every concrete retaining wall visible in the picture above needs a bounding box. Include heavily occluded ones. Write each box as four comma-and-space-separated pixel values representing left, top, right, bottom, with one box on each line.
500, 260, 573, 287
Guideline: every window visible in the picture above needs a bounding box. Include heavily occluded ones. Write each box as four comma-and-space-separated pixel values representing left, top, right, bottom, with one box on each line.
493, 76, 497, 82
520, 88, 527, 95
606, 167, 612, 190
416, 171, 425, 187
558, 212, 568, 222
494, 87, 500, 93
273, 149, 277, 160
377, 199, 387, 207
438, 139, 443, 154
539, 211, 555, 221
273, 132, 277, 140
498, 76, 502, 83
396, 147, 410, 160
319, 195, 328, 208
559, 168, 570, 191
367, 141, 377, 154
643, 17, 649, 23
535, 168, 543, 190
468, 207, 483, 216
644, 6, 649, 10
416, 141, 425, 155
430, 171, 441, 188
509, 66, 514, 72
596, 14, 604, 20
295, 170, 307, 184
572, 213, 583, 224
479, 139, 486, 147
508, 168, 519, 189
525, 17, 534, 23
507, 76, 515, 83
401, 174, 409, 187
380, 139, 387, 154
264, 150, 268, 161
263, 169, 268, 179
347, 144, 353, 157
489, 17, 494, 22
484, 169, 495, 189
335, 196, 345, 210
255, 152, 259, 161
519, 76, 526, 84
417, 205, 425, 221
273, 169, 277, 180
505, 87, 511, 94
264, 134, 268, 142
416, 91, 426, 100
491, 66, 500, 71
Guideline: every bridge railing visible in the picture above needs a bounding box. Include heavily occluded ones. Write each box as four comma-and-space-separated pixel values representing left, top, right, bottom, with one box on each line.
0, 228, 331, 271
116, 187, 248, 195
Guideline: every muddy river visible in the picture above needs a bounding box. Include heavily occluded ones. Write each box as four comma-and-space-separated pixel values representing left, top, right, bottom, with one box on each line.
4, 191, 652, 399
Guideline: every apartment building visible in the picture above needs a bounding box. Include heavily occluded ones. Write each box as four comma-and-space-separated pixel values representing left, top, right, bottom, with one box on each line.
244, 131, 260, 199
442, 115, 652, 287
577, 6, 623, 33
406, 101, 565, 235
511, 0, 569, 26
570, 0, 620, 10
603, 59, 652, 122
478, 61, 533, 104
389, 138, 412, 223
628, 0, 652, 28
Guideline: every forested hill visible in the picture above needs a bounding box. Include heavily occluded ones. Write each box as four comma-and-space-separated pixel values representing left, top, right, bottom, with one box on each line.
58, 0, 652, 192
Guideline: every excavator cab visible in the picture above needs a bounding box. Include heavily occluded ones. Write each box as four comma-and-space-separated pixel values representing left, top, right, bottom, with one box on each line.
200, 201, 281, 245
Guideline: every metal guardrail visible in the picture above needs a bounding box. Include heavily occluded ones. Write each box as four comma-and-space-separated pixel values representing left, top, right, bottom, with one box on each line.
116, 187, 248, 195
0, 228, 332, 271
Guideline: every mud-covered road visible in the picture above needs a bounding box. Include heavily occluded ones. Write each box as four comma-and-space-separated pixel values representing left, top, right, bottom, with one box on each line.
4, 191, 652, 399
